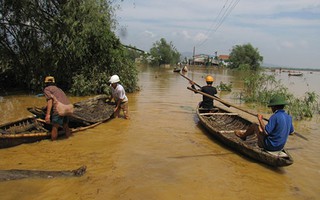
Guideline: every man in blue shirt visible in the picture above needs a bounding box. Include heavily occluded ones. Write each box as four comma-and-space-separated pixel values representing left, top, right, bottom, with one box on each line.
235, 95, 294, 151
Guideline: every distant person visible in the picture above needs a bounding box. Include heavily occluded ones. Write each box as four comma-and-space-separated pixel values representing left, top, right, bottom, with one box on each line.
182, 65, 188, 72
190, 75, 217, 110
235, 95, 294, 151
43, 76, 71, 140
109, 75, 129, 119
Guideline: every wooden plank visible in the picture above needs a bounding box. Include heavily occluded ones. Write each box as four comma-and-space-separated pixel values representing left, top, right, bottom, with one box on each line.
219, 130, 246, 134
199, 113, 239, 116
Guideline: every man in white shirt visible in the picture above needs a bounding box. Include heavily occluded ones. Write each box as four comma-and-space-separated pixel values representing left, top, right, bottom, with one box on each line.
109, 75, 129, 119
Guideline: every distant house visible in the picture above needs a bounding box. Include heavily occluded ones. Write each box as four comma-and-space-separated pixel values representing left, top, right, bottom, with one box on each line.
191, 54, 217, 66
218, 55, 230, 66
218, 55, 229, 61
193, 54, 207, 65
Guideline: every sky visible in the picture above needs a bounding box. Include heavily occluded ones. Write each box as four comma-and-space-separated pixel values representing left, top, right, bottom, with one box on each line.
114, 0, 320, 69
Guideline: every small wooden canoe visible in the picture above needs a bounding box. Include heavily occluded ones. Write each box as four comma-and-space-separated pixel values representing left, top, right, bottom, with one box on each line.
1, 95, 114, 149
288, 72, 303, 76
196, 105, 294, 167
0, 116, 102, 149
0, 116, 51, 148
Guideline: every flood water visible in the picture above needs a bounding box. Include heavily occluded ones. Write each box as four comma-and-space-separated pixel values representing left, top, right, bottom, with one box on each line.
0, 66, 319, 200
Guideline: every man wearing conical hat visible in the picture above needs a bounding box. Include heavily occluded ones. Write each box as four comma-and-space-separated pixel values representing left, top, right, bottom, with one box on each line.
235, 95, 294, 151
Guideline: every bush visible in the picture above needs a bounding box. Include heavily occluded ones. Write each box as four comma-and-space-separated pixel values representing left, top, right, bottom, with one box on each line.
241, 71, 319, 120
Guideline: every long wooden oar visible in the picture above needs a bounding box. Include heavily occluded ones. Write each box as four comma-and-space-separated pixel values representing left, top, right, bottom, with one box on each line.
187, 86, 260, 117
187, 86, 308, 141
179, 72, 201, 88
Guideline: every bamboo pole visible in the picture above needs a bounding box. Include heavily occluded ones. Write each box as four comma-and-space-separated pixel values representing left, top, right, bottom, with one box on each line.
0, 132, 50, 138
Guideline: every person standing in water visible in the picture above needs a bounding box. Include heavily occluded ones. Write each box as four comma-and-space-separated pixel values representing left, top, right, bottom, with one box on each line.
43, 76, 71, 140
109, 75, 129, 119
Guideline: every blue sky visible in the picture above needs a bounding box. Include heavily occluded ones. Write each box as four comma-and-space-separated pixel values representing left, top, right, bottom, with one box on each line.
115, 0, 320, 69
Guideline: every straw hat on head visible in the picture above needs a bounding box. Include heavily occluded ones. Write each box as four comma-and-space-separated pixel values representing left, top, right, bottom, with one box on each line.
44, 76, 55, 83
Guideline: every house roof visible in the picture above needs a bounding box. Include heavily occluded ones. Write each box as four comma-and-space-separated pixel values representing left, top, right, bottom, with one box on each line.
218, 55, 230, 60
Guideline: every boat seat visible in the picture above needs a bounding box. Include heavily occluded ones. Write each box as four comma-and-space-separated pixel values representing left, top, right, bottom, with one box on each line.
198, 107, 220, 112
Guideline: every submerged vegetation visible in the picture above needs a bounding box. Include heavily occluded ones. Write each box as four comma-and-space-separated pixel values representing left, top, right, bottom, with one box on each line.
226, 43, 319, 120
239, 70, 319, 120
217, 81, 232, 92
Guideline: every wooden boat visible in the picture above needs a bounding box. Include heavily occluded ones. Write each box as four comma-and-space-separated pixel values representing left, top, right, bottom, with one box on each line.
27, 94, 115, 125
288, 72, 303, 76
0, 116, 51, 148
196, 105, 294, 167
173, 68, 181, 73
0, 95, 115, 149
0, 116, 102, 149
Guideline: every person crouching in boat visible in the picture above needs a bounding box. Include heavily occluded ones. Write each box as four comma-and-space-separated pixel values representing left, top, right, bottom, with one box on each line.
43, 76, 71, 141
235, 95, 294, 151
109, 75, 129, 119
190, 75, 217, 111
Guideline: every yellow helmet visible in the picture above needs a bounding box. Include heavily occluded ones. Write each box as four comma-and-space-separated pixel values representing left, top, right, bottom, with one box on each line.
44, 76, 55, 83
205, 75, 214, 82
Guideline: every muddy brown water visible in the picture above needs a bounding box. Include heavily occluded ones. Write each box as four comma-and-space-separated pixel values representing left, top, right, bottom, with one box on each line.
0, 66, 319, 199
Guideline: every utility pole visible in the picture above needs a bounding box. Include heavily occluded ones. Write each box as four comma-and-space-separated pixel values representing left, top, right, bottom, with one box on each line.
193, 46, 195, 67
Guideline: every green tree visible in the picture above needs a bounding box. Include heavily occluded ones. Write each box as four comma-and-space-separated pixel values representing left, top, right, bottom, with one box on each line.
229, 43, 263, 71
0, 0, 138, 95
149, 38, 180, 66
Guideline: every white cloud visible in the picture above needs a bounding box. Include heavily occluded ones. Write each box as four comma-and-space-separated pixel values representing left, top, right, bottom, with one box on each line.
194, 33, 209, 42
280, 41, 295, 49
181, 31, 191, 39
144, 30, 156, 38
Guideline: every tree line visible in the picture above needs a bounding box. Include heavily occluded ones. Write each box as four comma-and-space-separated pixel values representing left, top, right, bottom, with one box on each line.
0, 0, 137, 95
0, 0, 263, 96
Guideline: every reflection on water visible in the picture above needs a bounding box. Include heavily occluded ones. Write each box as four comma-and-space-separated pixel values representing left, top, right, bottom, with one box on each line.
0, 66, 319, 199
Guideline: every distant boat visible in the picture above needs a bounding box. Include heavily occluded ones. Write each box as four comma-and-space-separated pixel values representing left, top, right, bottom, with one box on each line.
288, 72, 303, 76
173, 68, 181, 73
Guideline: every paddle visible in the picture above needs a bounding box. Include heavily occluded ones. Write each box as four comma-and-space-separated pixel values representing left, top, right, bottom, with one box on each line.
187, 86, 259, 117
179, 72, 201, 88
187, 86, 308, 141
